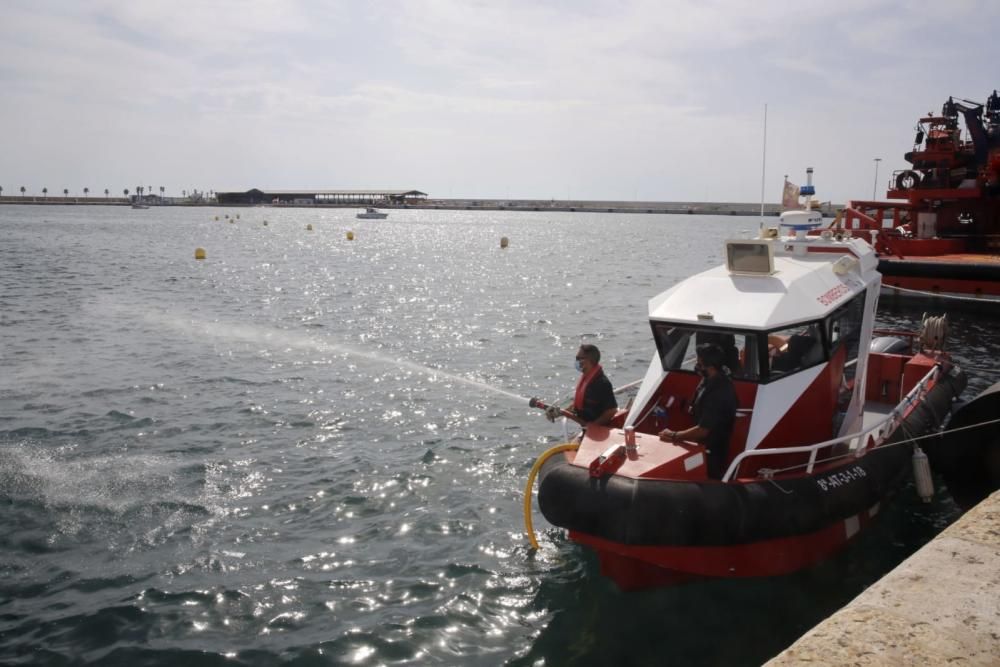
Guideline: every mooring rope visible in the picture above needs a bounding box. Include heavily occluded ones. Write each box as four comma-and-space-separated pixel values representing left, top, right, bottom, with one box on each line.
884, 284, 999, 304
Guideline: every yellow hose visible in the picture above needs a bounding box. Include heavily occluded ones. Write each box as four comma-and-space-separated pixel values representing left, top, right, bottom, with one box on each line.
524, 442, 579, 550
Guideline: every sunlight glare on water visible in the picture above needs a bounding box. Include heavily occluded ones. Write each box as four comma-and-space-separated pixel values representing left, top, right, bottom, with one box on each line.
0, 204, 997, 665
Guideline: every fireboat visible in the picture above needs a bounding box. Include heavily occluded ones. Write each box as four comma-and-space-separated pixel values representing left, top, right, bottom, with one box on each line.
838, 90, 1000, 302
521, 172, 996, 591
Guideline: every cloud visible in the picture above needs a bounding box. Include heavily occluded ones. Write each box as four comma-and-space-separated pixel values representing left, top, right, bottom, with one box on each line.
1, 0, 999, 202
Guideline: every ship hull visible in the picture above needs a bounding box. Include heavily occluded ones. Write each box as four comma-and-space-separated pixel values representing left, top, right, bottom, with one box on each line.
878, 255, 1000, 300
538, 368, 966, 590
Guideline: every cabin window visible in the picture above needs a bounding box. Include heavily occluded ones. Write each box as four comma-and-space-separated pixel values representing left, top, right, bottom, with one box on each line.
828, 291, 866, 380
766, 322, 826, 379
652, 325, 759, 380
829, 292, 865, 348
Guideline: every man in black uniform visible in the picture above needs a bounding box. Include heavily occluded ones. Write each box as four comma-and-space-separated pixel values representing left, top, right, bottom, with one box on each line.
546, 344, 617, 428
658, 343, 739, 479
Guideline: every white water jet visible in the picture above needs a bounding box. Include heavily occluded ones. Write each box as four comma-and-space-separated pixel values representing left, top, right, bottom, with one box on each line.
140, 310, 532, 405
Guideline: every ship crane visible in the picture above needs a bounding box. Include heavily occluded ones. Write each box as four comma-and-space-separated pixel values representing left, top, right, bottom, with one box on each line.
835, 88, 1000, 301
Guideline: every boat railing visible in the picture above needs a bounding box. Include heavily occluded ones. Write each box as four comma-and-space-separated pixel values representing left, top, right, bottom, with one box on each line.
721, 363, 940, 482
562, 378, 645, 440
613, 378, 643, 395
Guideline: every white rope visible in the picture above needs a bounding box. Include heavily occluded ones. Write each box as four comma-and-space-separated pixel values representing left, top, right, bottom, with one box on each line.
884, 284, 1000, 304
919, 313, 949, 351
955, 363, 1000, 374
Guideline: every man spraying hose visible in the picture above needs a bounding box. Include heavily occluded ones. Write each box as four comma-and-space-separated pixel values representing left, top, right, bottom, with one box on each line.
541, 344, 617, 429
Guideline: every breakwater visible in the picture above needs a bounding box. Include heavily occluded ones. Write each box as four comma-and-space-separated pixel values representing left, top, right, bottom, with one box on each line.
0, 196, 839, 216
405, 198, 797, 216
0, 196, 131, 205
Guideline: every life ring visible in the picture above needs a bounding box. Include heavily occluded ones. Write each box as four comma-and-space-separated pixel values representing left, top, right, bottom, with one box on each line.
895, 170, 921, 190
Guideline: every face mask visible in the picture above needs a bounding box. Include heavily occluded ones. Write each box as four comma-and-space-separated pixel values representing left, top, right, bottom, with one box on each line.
575, 359, 583, 372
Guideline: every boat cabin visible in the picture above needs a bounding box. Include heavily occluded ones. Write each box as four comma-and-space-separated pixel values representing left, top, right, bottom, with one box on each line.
620, 221, 882, 477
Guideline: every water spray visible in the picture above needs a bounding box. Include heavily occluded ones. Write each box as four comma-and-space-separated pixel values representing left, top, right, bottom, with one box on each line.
137, 308, 536, 406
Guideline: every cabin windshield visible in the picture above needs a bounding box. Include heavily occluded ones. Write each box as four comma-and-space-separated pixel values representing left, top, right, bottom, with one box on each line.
652, 324, 760, 380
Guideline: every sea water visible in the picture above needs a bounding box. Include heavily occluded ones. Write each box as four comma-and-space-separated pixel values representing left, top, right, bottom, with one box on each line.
1, 204, 997, 665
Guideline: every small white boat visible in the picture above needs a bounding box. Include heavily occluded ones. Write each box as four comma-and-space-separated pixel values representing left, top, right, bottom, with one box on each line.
131, 203, 149, 210
356, 207, 388, 219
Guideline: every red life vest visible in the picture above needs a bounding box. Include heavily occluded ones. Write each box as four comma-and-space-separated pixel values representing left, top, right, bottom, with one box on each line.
574, 364, 603, 412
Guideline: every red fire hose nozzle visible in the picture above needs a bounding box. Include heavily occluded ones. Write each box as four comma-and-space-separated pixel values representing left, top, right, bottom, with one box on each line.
528, 397, 574, 419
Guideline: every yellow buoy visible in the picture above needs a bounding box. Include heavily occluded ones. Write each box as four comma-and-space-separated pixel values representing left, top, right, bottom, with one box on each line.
214, 216, 219, 221
306, 223, 313, 231
346, 231, 354, 241
263, 220, 268, 226
194, 248, 206, 260
229, 219, 234, 224
500, 236, 509, 249
224, 214, 229, 219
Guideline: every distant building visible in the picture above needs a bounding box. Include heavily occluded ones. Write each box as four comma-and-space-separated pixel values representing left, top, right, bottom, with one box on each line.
214, 189, 428, 205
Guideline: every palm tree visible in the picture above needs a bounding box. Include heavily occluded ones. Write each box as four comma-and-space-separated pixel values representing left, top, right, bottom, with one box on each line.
63, 188, 69, 198
159, 186, 164, 199
83, 187, 89, 198
0, 186, 3, 198
42, 187, 48, 197
20, 186, 25, 197
124, 188, 129, 200
104, 188, 109, 199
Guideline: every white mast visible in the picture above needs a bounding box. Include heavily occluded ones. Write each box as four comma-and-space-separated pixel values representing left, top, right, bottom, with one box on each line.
759, 103, 768, 223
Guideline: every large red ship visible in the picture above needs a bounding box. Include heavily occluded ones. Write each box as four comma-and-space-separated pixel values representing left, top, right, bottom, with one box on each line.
839, 90, 1000, 301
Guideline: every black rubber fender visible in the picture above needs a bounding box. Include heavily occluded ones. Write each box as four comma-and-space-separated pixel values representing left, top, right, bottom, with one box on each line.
538, 366, 966, 546
927, 381, 1000, 508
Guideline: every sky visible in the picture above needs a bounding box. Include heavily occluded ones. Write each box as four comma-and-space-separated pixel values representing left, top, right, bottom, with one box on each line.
1, 0, 998, 204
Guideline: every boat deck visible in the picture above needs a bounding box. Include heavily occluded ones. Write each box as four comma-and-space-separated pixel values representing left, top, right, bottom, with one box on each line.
861, 401, 895, 430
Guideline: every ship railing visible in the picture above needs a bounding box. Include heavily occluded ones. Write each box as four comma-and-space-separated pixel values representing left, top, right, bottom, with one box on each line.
721, 364, 940, 482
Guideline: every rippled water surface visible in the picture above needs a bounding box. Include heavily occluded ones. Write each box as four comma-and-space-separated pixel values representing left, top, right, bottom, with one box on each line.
2, 205, 998, 665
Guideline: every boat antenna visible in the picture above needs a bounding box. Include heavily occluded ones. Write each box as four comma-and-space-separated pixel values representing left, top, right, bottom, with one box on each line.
802, 167, 815, 211
759, 103, 768, 231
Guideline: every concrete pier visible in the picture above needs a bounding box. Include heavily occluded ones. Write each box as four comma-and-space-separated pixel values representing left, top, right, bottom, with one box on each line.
767, 489, 1000, 665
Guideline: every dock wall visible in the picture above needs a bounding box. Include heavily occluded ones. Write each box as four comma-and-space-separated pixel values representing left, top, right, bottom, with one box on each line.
767, 489, 1000, 665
